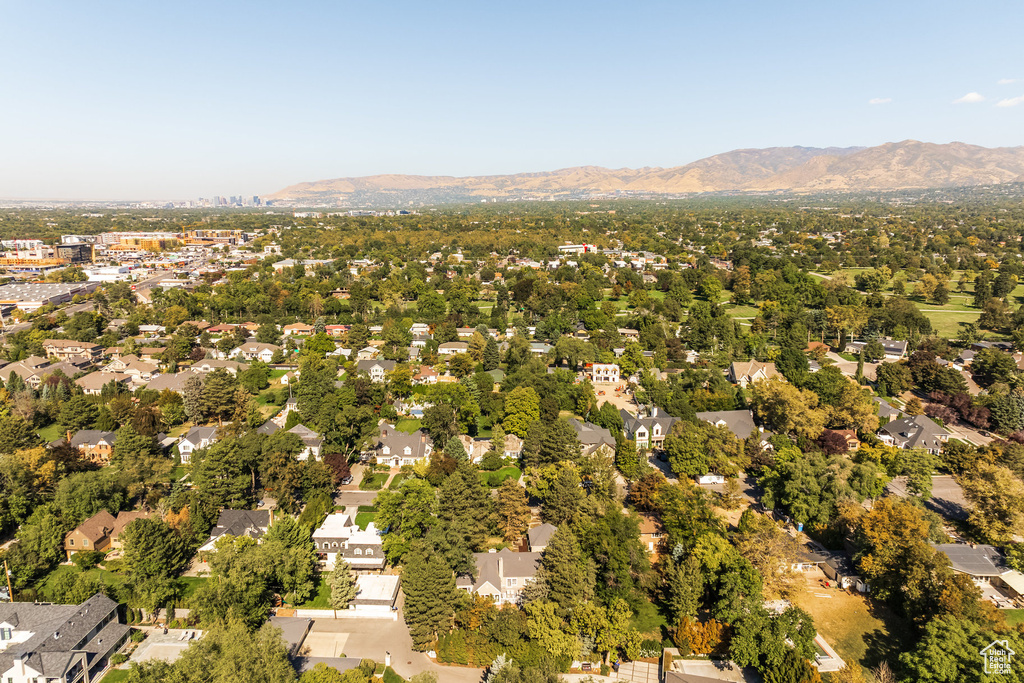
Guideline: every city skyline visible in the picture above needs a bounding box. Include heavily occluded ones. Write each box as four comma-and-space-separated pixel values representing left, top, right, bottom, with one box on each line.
2, 0, 1022, 199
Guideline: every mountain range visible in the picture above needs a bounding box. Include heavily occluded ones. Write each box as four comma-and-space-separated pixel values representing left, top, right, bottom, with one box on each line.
267, 141, 1024, 205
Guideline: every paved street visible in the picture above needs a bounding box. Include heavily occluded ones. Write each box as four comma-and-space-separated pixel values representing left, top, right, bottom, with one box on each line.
334, 491, 378, 508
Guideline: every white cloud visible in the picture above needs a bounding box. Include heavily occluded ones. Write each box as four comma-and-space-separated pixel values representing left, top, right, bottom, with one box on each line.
998, 78, 1018, 85
868, 97, 892, 105
996, 95, 1024, 107
953, 92, 985, 104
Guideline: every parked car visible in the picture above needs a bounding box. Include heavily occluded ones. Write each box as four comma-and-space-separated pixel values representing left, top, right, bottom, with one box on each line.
339, 475, 353, 485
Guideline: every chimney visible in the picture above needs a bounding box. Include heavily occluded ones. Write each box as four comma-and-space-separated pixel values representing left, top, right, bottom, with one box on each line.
651, 407, 658, 417
67, 431, 72, 442
420, 433, 426, 443
497, 556, 504, 578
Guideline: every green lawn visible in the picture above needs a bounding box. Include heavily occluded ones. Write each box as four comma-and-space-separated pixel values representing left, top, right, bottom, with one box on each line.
180, 577, 209, 599
359, 473, 388, 491
387, 473, 409, 489
1006, 610, 1024, 627
37, 423, 65, 443
169, 466, 187, 482
295, 578, 331, 609
394, 418, 421, 433
354, 512, 377, 530
268, 369, 289, 380
100, 670, 130, 683
481, 467, 522, 487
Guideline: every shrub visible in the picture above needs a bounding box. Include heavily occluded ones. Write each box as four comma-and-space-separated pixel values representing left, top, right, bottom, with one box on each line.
71, 550, 104, 571
110, 654, 127, 666
130, 629, 146, 643
383, 668, 404, 683
639, 638, 662, 659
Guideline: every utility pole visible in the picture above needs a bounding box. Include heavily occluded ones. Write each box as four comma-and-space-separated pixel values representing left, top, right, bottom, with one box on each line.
3, 559, 13, 602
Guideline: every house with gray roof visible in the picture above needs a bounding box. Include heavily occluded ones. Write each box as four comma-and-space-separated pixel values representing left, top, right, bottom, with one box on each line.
877, 414, 948, 454
199, 509, 272, 552
0, 593, 129, 683
144, 370, 193, 394
377, 424, 433, 467
287, 424, 323, 461
620, 407, 678, 450
355, 359, 396, 384
567, 418, 615, 456
456, 548, 541, 606
695, 409, 760, 440
527, 524, 557, 552
177, 425, 219, 465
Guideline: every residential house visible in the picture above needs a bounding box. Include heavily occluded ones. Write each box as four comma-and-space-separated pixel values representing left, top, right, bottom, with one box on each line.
42, 339, 101, 362
355, 346, 379, 361
695, 409, 760, 440
0, 593, 130, 683
75, 372, 133, 396
137, 347, 166, 362
144, 371, 193, 394
567, 419, 616, 457
438, 342, 469, 356
456, 548, 541, 606
877, 414, 949, 454
287, 424, 324, 461
620, 407, 678, 450
67, 430, 117, 464
455, 434, 491, 464
282, 323, 315, 337
355, 359, 396, 384
325, 324, 349, 337
499, 433, 524, 459
528, 342, 553, 356
230, 342, 280, 363
311, 513, 385, 570
63, 510, 150, 558
199, 509, 272, 552
177, 425, 218, 465
377, 425, 433, 467
874, 397, 904, 422
727, 360, 780, 388
191, 359, 248, 375
828, 429, 861, 451
933, 543, 1024, 602
412, 365, 438, 385
846, 338, 909, 361
587, 362, 620, 384
617, 328, 640, 342
527, 524, 557, 553
638, 514, 664, 555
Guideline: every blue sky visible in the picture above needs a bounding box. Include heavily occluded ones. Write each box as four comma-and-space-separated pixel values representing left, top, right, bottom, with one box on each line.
2, 0, 1022, 199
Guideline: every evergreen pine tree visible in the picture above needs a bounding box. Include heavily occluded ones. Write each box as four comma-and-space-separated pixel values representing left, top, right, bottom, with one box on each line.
615, 436, 643, 480
483, 337, 500, 371
541, 526, 592, 611
403, 543, 458, 651
435, 462, 490, 575
327, 559, 357, 610
182, 374, 205, 423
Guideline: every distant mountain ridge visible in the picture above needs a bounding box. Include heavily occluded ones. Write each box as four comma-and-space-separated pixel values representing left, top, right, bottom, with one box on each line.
268, 141, 1024, 205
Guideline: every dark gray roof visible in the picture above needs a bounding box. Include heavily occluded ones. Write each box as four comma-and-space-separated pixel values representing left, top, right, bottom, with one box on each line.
457, 548, 540, 592
210, 509, 271, 540
257, 420, 281, 435
287, 424, 323, 447
620, 408, 678, 438
0, 593, 121, 678
355, 359, 396, 374
934, 543, 1009, 577
567, 419, 615, 448
696, 409, 757, 440
69, 429, 117, 448
878, 414, 947, 451
181, 425, 218, 445
269, 616, 312, 657
874, 397, 904, 420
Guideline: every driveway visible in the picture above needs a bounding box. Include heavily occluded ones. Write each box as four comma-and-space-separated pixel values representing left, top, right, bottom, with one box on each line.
886, 475, 971, 521
334, 491, 379, 508
945, 422, 994, 447
824, 352, 878, 381
308, 593, 483, 683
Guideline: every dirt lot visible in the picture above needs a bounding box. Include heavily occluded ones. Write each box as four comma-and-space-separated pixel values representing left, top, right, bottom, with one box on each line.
790, 569, 906, 671
594, 383, 638, 413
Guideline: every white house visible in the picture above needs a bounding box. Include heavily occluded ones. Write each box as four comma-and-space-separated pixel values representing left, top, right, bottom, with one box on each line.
377, 425, 433, 467
177, 425, 218, 465
588, 362, 620, 384
311, 513, 385, 570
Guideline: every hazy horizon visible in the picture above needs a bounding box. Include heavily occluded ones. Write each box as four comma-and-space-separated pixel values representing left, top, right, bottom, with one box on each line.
3, 0, 1023, 200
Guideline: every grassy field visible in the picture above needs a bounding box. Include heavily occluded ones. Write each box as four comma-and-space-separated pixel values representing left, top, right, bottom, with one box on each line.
387, 473, 409, 489
1006, 609, 1024, 627
394, 418, 421, 433
100, 670, 130, 683
37, 422, 64, 443
790, 574, 907, 670
38, 566, 128, 600
295, 578, 330, 609
180, 577, 209, 600
354, 511, 377, 530
359, 472, 388, 490
481, 467, 522, 487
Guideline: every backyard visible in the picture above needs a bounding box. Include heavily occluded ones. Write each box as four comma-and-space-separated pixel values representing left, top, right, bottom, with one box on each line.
789, 570, 907, 670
